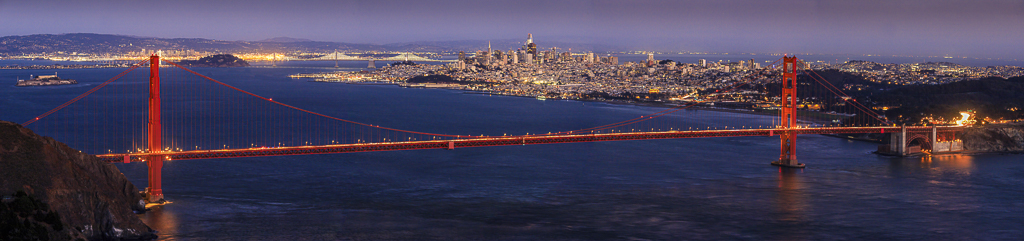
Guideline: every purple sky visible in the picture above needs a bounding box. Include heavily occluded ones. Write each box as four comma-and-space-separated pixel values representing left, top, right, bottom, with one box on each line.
1, 0, 1022, 59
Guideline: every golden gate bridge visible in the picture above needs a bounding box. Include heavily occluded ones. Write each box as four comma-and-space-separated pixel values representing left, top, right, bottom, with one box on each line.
21, 55, 964, 203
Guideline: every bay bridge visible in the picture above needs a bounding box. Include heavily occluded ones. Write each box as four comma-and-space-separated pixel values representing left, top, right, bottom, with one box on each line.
288, 51, 456, 62
22, 55, 964, 203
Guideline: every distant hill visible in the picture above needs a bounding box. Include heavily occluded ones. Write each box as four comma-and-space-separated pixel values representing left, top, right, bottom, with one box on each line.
877, 76, 1024, 123
178, 54, 250, 67
259, 37, 314, 43
0, 33, 623, 55
0, 33, 255, 55
384, 39, 624, 53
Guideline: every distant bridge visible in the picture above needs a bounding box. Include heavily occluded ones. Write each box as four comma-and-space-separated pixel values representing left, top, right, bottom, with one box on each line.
290, 51, 455, 62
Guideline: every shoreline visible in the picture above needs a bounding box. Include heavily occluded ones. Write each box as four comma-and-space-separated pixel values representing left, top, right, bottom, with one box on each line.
324, 79, 847, 126
1, 64, 134, 70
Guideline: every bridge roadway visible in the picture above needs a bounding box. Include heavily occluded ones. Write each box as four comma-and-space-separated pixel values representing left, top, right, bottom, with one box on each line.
96, 126, 960, 162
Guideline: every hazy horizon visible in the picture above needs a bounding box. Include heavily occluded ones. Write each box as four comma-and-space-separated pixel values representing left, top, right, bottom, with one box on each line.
1, 0, 1022, 59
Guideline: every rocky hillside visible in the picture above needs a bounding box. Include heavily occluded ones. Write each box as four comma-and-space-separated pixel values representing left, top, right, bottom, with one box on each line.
962, 123, 1024, 152
0, 121, 154, 240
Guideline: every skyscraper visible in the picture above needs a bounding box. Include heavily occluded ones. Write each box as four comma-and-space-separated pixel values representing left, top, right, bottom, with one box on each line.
486, 41, 493, 64
476, 50, 489, 65
698, 59, 707, 67
524, 33, 538, 56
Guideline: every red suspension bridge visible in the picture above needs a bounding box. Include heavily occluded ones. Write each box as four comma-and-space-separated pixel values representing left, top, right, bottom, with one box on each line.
21, 55, 964, 203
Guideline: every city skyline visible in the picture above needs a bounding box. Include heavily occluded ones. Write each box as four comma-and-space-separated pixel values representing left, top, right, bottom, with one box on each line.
1, 0, 1022, 58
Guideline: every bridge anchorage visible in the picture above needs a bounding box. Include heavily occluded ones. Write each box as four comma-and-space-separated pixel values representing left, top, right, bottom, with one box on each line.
877, 125, 963, 156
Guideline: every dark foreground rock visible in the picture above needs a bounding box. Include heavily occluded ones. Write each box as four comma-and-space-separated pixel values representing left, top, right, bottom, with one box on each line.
963, 123, 1024, 152
0, 121, 154, 240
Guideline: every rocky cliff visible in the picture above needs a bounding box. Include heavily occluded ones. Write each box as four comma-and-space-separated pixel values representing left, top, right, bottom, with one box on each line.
962, 123, 1024, 152
0, 121, 155, 240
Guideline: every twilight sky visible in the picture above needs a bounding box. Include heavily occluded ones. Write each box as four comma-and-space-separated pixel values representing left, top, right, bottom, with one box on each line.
1, 0, 1022, 59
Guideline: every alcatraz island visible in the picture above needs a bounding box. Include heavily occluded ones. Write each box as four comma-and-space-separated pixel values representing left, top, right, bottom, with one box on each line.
15, 73, 77, 87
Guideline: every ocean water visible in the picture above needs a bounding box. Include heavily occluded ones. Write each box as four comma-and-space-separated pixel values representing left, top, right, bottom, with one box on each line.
2, 61, 1023, 240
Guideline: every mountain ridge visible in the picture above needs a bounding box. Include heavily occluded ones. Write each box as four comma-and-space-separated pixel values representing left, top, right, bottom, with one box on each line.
0, 33, 622, 55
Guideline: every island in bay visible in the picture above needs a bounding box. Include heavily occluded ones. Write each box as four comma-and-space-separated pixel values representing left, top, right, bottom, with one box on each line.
15, 74, 77, 87
176, 54, 250, 67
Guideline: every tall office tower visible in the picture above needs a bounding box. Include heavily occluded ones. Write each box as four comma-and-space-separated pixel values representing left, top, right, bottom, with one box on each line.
608, 56, 619, 65
476, 50, 489, 65
525, 53, 534, 64
487, 41, 493, 63
750, 58, 756, 70
647, 52, 654, 62
512, 51, 519, 64
525, 33, 538, 55
458, 51, 466, 63
699, 59, 707, 67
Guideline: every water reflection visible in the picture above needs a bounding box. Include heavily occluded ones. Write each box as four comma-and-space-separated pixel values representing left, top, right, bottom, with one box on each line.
774, 167, 808, 240
890, 154, 975, 174
776, 168, 805, 221
139, 205, 178, 240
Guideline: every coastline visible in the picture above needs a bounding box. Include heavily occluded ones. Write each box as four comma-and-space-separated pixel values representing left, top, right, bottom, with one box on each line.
320, 79, 837, 125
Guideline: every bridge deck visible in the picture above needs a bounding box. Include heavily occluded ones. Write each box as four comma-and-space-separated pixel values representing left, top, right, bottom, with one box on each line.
97, 126, 959, 162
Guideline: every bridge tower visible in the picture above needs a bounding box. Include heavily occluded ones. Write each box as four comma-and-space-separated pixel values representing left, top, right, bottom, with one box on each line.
772, 56, 805, 168
146, 54, 166, 202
